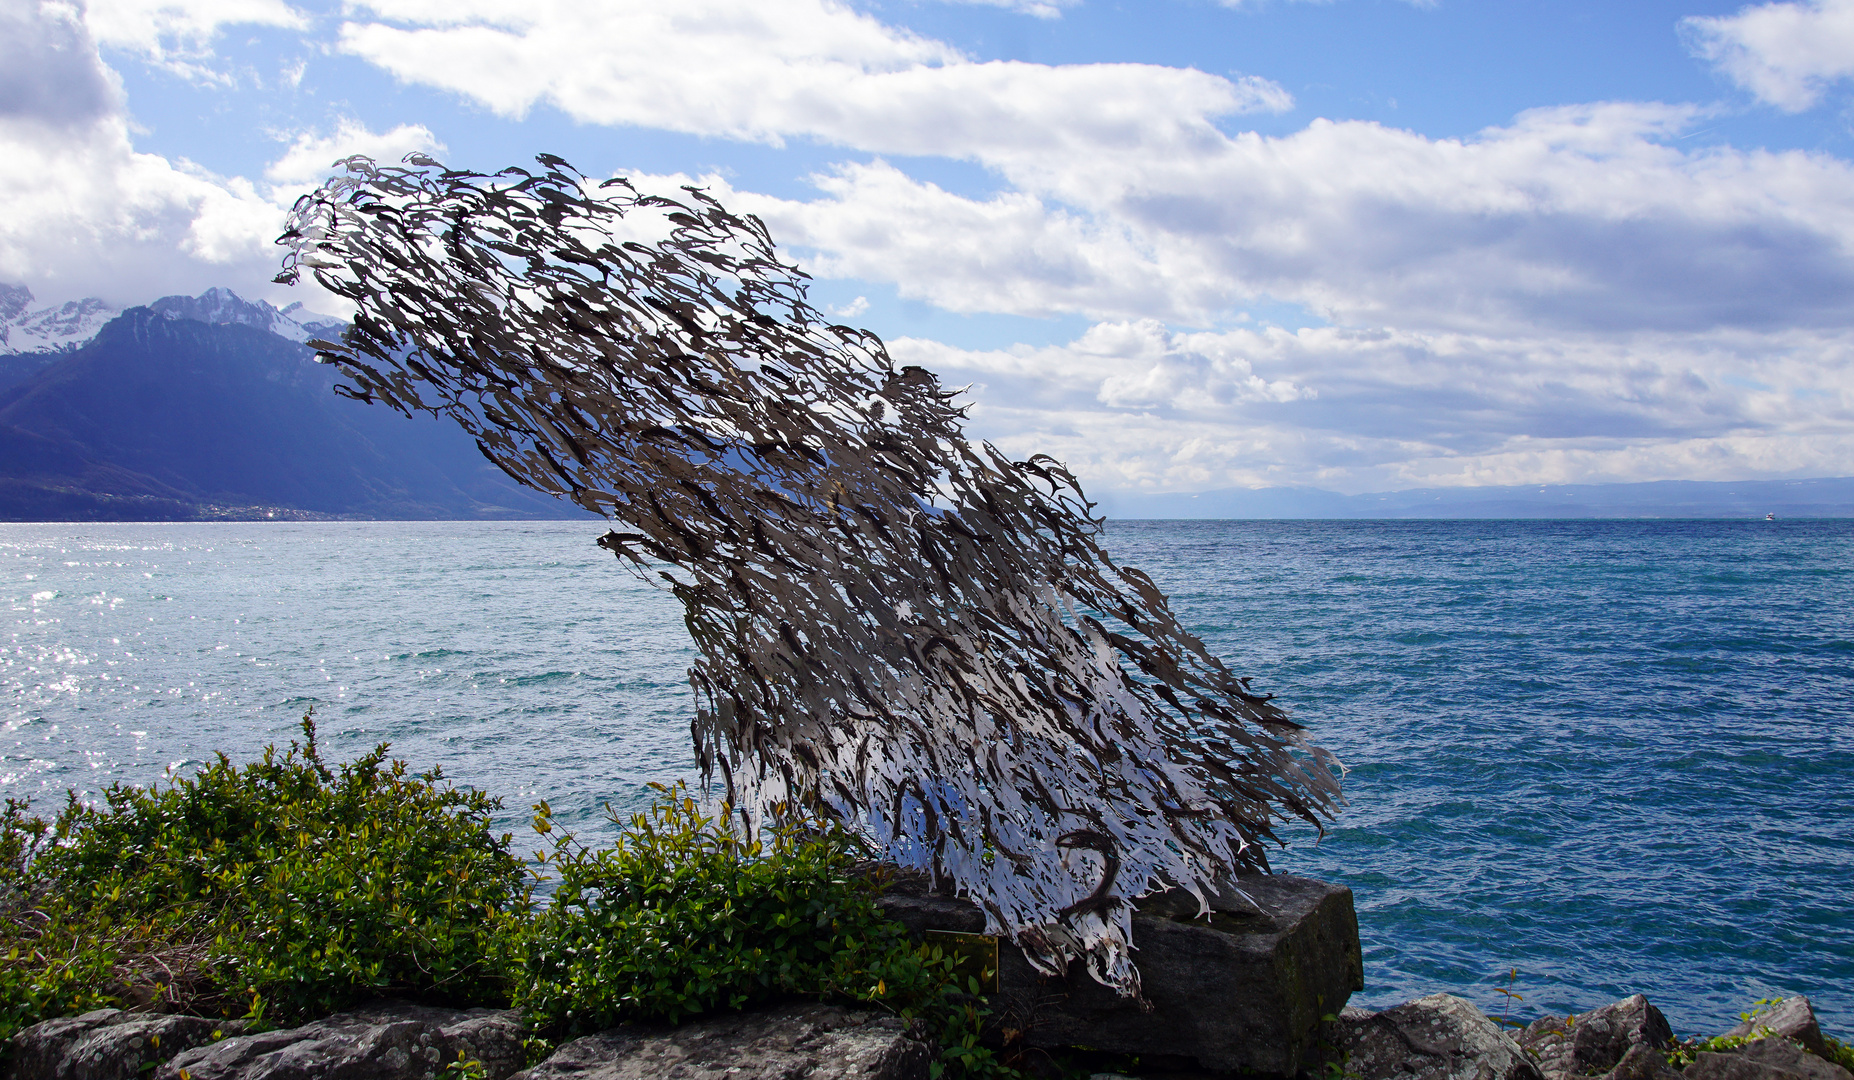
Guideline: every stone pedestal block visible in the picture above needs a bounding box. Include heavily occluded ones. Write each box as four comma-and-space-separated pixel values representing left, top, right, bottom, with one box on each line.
878, 873, 1363, 1075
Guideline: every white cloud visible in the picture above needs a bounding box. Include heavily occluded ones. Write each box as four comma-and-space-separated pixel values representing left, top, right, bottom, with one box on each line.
1683, 0, 1854, 112
266, 117, 443, 195
338, 0, 1291, 158
329, 4, 1854, 339
0, 111, 285, 306
1, 0, 121, 127
84, 0, 308, 82
894, 321, 1854, 492
703, 104, 1854, 341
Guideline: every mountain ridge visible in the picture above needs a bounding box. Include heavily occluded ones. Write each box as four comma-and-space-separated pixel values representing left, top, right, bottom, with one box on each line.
0, 300, 589, 521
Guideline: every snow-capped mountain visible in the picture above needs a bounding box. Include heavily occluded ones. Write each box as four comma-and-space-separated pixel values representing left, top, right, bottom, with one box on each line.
1, 284, 344, 355
1, 284, 121, 354
147, 286, 346, 345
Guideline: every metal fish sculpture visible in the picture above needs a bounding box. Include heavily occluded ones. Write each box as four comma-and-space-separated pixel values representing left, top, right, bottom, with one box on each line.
276, 153, 1341, 995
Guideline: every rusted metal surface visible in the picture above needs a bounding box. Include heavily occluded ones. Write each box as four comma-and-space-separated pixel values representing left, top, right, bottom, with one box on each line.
276, 154, 1341, 995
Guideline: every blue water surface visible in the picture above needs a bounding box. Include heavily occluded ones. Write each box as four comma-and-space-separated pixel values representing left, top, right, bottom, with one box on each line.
3, 518, 1850, 1036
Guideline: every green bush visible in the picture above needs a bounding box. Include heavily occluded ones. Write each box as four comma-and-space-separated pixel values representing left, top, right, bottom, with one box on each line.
510, 785, 1017, 1076
0, 712, 528, 1041
513, 786, 900, 1030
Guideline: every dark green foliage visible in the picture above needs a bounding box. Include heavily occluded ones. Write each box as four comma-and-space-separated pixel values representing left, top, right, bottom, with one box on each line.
1823, 1035, 1854, 1074
0, 713, 528, 1042
516, 789, 909, 1022
510, 786, 1020, 1077
0, 796, 124, 1046
511, 788, 869, 1031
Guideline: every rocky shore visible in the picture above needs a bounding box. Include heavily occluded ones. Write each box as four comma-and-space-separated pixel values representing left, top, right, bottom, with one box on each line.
9, 871, 1845, 1080
10, 989, 1847, 1080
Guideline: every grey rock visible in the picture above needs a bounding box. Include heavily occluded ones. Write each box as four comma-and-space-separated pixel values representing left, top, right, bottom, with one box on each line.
1731, 1039, 1854, 1080
509, 1003, 931, 1080
1686, 1051, 1799, 1080
1595, 1043, 1684, 1080
1726, 1000, 1831, 1062
879, 872, 1362, 1075
1518, 994, 1674, 1080
154, 1000, 523, 1080
5, 1010, 241, 1080
1333, 993, 1544, 1080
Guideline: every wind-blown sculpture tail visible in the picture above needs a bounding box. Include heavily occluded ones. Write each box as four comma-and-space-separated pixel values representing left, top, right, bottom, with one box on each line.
277, 154, 1342, 994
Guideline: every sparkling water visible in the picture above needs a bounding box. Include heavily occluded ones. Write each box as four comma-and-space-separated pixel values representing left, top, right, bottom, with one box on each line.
4, 518, 1850, 1036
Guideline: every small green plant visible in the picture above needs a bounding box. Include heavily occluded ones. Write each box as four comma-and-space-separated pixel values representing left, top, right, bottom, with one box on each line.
1664, 1031, 1771, 1069
437, 1050, 489, 1079
1492, 968, 1526, 1030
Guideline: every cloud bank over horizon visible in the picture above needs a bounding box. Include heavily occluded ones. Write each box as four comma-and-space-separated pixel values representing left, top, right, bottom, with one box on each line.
2, 0, 1851, 494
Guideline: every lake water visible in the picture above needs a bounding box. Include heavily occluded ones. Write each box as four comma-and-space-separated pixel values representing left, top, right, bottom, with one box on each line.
4, 518, 1850, 1037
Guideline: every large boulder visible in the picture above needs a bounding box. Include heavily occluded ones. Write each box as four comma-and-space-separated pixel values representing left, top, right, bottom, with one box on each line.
1332, 994, 1544, 1080
1518, 994, 1675, 1080
1725, 1000, 1831, 1062
1735, 1038, 1854, 1080
509, 1002, 931, 1080
878, 872, 1362, 1075
152, 1000, 524, 1080
1687, 1040, 1854, 1080
5, 1009, 242, 1080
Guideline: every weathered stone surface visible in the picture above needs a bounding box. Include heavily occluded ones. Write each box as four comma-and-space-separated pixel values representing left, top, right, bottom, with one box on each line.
1731, 1039, 1854, 1080
5, 1009, 241, 1080
1518, 994, 1674, 1080
879, 872, 1362, 1075
1333, 994, 1544, 1080
1680, 1042, 1854, 1080
1726, 1000, 1831, 1061
153, 1000, 524, 1080
1687, 1051, 1799, 1080
508, 1002, 931, 1080
1596, 1042, 1685, 1080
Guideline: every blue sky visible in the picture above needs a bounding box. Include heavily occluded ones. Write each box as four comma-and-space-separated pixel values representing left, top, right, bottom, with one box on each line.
5, 0, 1854, 495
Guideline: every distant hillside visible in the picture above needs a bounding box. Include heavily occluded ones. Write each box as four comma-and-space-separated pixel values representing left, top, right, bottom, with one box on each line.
0, 305, 590, 521
1093, 477, 1854, 520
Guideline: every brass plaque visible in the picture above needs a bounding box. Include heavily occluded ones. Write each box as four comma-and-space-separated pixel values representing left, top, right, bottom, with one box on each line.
923, 929, 1000, 994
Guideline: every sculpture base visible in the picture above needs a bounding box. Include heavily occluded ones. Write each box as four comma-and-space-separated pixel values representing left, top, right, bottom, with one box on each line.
878, 874, 1363, 1076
